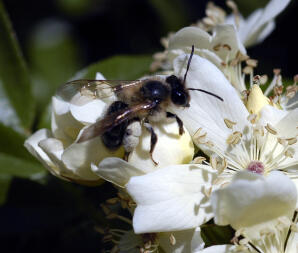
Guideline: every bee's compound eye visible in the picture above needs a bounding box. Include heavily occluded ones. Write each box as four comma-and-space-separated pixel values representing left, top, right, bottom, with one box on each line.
171, 90, 189, 106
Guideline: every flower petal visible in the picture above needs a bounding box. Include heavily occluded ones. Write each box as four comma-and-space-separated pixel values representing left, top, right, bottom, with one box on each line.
24, 129, 55, 171
69, 96, 107, 125
38, 138, 77, 179
172, 54, 249, 151
51, 96, 84, 145
169, 27, 211, 53
128, 121, 194, 172
211, 24, 246, 61
240, 0, 291, 47
195, 245, 238, 253
127, 164, 216, 233
61, 134, 123, 180
91, 157, 147, 187
211, 171, 297, 230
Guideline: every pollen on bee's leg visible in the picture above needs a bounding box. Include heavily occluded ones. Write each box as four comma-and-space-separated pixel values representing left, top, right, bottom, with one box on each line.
246, 161, 264, 174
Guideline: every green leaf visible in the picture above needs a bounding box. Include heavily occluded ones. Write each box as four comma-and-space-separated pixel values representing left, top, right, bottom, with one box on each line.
0, 152, 45, 178
0, 175, 11, 205
28, 20, 81, 112
0, 122, 35, 161
0, 1, 35, 132
73, 54, 153, 80
201, 223, 235, 246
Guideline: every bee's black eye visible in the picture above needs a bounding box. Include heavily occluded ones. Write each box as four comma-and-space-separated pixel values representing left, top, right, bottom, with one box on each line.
166, 75, 182, 90
171, 90, 189, 106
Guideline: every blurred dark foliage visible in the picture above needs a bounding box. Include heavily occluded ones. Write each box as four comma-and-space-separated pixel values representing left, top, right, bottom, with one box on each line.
4, 0, 298, 76
0, 0, 297, 252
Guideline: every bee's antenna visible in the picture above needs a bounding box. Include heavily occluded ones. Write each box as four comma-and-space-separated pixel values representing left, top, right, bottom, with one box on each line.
188, 88, 224, 101
183, 45, 195, 85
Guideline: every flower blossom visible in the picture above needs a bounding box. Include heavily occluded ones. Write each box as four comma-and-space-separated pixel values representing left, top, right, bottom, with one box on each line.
123, 54, 297, 248
25, 73, 194, 183
197, 170, 297, 253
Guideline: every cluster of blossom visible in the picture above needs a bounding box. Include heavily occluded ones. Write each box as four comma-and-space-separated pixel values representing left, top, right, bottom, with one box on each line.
25, 0, 297, 252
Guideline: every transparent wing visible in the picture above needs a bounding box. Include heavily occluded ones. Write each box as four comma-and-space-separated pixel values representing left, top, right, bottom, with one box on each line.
77, 101, 156, 143
56, 79, 143, 101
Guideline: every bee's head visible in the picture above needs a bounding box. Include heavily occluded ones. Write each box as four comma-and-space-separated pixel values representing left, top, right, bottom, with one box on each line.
166, 75, 190, 107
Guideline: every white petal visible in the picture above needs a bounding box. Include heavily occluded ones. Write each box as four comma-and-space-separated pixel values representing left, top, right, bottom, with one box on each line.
38, 138, 77, 179
51, 96, 84, 145
169, 27, 211, 53
238, 9, 263, 46
211, 171, 297, 230
195, 245, 238, 253
241, 0, 291, 47
259, 105, 288, 127
274, 108, 298, 139
172, 54, 249, 151
128, 121, 194, 172
211, 25, 246, 61
126, 164, 216, 233
24, 129, 54, 171
69, 97, 107, 125
95, 72, 105, 80
91, 157, 147, 187
254, 21, 275, 45
61, 134, 122, 180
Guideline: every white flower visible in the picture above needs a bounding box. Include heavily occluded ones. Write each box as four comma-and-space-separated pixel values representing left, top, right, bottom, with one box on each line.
168, 24, 248, 92
25, 72, 195, 183
172, 54, 298, 195
199, 170, 297, 253
226, 0, 291, 47
24, 73, 119, 182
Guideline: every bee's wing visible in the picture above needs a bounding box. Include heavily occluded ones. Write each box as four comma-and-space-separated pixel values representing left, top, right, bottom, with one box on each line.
57, 79, 144, 101
77, 101, 156, 143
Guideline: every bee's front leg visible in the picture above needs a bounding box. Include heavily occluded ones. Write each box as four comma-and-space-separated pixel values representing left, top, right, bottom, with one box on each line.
144, 120, 158, 166
166, 112, 184, 135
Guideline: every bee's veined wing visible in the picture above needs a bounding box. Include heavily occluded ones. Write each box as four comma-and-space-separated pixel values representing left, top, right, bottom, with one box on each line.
56, 79, 143, 101
77, 100, 157, 143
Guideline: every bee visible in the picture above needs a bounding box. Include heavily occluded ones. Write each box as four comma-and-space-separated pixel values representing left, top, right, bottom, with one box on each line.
57, 46, 223, 164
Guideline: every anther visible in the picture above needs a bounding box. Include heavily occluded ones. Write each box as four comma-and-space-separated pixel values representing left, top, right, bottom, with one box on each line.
259, 75, 268, 85
169, 234, 176, 245
226, 131, 242, 145
265, 124, 277, 135
224, 118, 237, 129
246, 59, 258, 68
192, 156, 206, 164
247, 113, 257, 124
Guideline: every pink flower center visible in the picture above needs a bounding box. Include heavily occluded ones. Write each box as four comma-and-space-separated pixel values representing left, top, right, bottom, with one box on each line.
246, 161, 264, 174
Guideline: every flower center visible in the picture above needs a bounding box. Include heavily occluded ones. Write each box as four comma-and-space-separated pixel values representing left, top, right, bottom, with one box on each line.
246, 161, 264, 174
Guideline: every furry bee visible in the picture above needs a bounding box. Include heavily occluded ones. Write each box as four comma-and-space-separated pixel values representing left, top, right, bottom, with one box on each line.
57, 46, 223, 164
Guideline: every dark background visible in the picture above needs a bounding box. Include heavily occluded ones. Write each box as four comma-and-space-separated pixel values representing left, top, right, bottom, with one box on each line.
0, 0, 297, 252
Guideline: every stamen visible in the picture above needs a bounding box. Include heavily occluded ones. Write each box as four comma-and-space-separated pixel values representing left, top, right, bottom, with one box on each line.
226, 131, 242, 144
265, 124, 277, 135
169, 234, 176, 245
192, 156, 207, 164
224, 118, 237, 129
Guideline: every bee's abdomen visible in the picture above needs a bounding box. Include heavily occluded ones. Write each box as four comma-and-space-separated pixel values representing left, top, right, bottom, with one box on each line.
101, 101, 129, 150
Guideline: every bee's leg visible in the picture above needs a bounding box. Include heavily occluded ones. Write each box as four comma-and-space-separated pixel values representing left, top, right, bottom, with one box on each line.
144, 121, 158, 166
166, 112, 184, 135
123, 151, 130, 162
